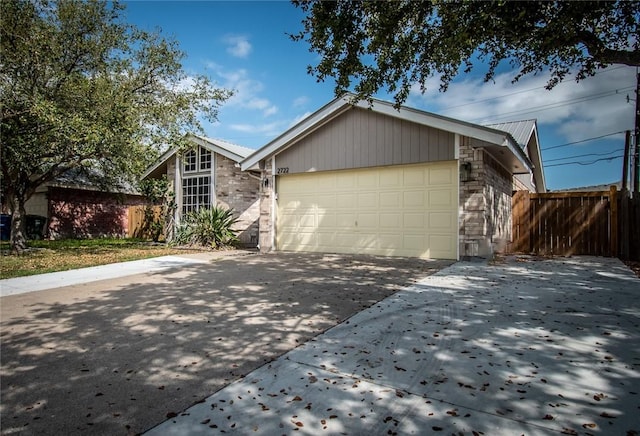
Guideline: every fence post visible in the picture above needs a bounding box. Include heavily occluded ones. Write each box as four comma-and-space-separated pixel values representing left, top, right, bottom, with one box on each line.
610, 186, 618, 257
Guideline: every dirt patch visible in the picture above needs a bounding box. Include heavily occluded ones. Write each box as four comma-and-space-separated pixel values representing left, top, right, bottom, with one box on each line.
624, 260, 640, 278
0, 252, 452, 436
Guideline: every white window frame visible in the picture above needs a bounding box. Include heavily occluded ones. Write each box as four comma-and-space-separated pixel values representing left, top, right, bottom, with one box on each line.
180, 146, 215, 216
182, 175, 211, 214
183, 146, 212, 174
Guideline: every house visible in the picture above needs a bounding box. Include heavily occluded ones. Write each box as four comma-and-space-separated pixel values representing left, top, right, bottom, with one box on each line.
22, 168, 146, 239
142, 135, 260, 247
241, 94, 546, 260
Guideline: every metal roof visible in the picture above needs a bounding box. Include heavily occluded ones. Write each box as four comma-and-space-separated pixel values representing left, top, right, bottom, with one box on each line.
193, 135, 255, 159
485, 120, 536, 150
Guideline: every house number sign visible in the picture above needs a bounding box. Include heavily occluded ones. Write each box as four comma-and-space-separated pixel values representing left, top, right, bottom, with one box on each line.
277, 167, 289, 174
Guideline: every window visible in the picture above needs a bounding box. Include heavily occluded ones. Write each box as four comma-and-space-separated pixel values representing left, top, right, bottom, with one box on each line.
182, 176, 210, 214
182, 146, 213, 214
200, 148, 211, 171
183, 150, 197, 173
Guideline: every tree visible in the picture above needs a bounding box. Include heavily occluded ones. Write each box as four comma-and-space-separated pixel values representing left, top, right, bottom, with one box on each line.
291, 1, 639, 106
0, 0, 230, 253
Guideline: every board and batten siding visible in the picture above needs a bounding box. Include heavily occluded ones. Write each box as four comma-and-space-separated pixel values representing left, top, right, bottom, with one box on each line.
275, 107, 455, 174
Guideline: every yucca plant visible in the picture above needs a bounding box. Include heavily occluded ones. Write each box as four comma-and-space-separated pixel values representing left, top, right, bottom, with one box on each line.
173, 206, 239, 248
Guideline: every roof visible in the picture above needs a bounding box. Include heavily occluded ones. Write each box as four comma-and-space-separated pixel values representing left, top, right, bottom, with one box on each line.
41, 167, 140, 195
241, 94, 534, 174
192, 135, 254, 160
142, 135, 254, 180
485, 120, 536, 151
485, 119, 546, 192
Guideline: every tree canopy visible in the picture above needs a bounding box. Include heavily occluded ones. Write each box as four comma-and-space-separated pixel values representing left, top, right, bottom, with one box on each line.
0, 0, 230, 251
291, 0, 640, 106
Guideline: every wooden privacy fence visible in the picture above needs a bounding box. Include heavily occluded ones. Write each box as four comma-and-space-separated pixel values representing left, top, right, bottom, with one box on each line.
127, 205, 164, 239
511, 187, 619, 257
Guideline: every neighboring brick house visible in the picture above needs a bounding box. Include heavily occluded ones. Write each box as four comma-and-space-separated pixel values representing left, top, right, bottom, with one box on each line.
142, 135, 260, 247
240, 94, 546, 260
22, 170, 146, 239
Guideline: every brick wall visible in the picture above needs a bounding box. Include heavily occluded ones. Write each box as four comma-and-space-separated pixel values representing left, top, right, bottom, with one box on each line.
47, 187, 146, 239
215, 154, 260, 247
459, 136, 513, 257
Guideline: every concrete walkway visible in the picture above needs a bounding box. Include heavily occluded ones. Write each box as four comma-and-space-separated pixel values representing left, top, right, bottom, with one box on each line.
145, 256, 640, 435
0, 251, 250, 297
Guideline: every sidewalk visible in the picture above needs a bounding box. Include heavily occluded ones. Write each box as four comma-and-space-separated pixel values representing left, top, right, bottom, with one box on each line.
145, 256, 640, 435
0, 250, 253, 297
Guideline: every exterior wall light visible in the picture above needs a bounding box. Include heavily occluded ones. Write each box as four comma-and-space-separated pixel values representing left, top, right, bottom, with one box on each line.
460, 161, 473, 182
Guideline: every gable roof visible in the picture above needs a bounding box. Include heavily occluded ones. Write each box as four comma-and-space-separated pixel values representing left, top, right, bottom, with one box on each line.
486, 120, 536, 151
142, 135, 254, 180
485, 119, 546, 192
241, 94, 535, 175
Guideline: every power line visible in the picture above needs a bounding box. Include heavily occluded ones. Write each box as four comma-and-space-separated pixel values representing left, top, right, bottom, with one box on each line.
545, 155, 623, 168
545, 148, 623, 163
439, 65, 628, 112
468, 86, 634, 122
542, 131, 626, 151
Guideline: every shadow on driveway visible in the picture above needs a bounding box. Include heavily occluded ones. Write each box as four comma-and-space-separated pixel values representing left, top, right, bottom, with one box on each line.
0, 253, 451, 435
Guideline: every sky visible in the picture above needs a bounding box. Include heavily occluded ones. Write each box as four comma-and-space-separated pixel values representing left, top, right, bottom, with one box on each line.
124, 1, 637, 191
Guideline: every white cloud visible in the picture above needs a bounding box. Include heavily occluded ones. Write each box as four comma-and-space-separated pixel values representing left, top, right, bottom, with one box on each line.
230, 122, 279, 133
408, 66, 636, 142
207, 63, 278, 118
292, 96, 309, 108
224, 35, 252, 58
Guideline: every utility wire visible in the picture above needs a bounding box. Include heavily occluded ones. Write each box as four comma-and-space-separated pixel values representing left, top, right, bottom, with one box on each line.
545, 148, 623, 163
545, 155, 623, 168
439, 65, 628, 112
542, 131, 626, 151
468, 86, 635, 122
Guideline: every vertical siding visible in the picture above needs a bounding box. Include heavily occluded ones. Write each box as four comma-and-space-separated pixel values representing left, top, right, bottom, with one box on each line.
276, 107, 455, 174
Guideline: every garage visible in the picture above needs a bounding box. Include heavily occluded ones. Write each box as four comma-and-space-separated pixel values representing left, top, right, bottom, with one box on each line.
277, 161, 458, 259
241, 94, 542, 260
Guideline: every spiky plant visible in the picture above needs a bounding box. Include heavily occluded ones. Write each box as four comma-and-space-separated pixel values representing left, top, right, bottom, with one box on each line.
173, 206, 239, 248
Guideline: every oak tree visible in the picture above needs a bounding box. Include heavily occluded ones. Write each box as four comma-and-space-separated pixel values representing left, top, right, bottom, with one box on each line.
292, 1, 639, 105
0, 0, 230, 252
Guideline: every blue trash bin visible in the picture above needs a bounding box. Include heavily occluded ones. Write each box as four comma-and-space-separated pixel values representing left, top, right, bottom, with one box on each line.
0, 214, 11, 241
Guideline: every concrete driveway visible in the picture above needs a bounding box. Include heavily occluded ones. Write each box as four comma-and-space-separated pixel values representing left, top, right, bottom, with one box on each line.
0, 252, 450, 435
146, 255, 640, 436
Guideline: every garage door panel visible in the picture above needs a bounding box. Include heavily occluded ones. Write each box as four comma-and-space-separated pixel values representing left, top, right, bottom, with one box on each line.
356, 213, 378, 229
403, 167, 425, 186
336, 193, 356, 208
336, 213, 356, 228
429, 212, 455, 230
403, 191, 425, 207
357, 172, 377, 188
429, 167, 454, 185
379, 213, 400, 228
403, 234, 426, 251
430, 189, 455, 207
276, 161, 457, 259
379, 192, 400, 207
379, 169, 400, 187
403, 212, 425, 229
298, 213, 316, 229
357, 192, 377, 208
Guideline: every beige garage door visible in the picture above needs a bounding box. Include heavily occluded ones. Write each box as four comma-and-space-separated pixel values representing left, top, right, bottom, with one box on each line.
276, 161, 458, 259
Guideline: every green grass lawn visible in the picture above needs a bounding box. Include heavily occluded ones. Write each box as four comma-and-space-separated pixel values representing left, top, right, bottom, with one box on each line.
0, 238, 198, 279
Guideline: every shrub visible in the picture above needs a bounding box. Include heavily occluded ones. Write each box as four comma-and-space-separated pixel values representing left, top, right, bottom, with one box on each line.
173, 206, 239, 248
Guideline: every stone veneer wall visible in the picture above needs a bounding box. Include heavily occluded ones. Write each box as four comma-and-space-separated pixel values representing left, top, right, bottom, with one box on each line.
214, 154, 260, 247
458, 136, 514, 257
258, 158, 274, 252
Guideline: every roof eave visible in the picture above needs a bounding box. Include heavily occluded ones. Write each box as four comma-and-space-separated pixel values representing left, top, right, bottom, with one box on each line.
189, 135, 245, 163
